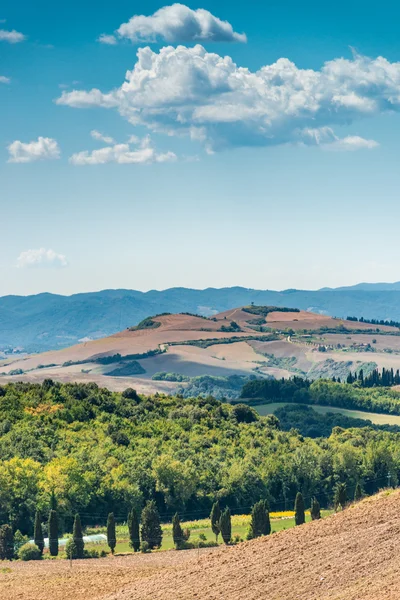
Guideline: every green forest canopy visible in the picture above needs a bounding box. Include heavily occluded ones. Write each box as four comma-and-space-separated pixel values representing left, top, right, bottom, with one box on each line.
1, 380, 400, 535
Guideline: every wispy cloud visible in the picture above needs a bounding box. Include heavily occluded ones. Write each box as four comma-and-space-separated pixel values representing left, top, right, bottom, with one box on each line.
98, 34, 117, 45
99, 3, 246, 45
57, 47, 394, 153
90, 129, 115, 144
0, 29, 26, 43
0, 75, 10, 84
7, 137, 60, 163
17, 248, 68, 269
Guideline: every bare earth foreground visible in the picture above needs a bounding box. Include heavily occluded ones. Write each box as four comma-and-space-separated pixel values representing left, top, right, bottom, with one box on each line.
3, 490, 400, 600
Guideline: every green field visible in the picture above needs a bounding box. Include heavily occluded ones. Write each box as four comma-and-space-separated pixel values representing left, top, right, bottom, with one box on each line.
81, 511, 332, 555
254, 402, 400, 425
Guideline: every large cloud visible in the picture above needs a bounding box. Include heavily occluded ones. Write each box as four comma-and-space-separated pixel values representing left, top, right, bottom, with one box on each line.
99, 4, 246, 45
56, 45, 400, 152
0, 29, 25, 43
8, 137, 60, 163
17, 248, 68, 269
70, 135, 176, 165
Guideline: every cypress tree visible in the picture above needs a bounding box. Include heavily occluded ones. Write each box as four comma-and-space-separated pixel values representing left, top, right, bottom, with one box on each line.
0, 524, 14, 560
249, 500, 271, 539
210, 501, 221, 542
127, 508, 140, 552
310, 498, 321, 520
107, 512, 116, 555
172, 512, 184, 549
72, 513, 84, 558
219, 508, 231, 545
354, 482, 363, 502
34, 511, 44, 555
48, 509, 59, 556
334, 483, 347, 511
141, 500, 162, 550
294, 492, 305, 526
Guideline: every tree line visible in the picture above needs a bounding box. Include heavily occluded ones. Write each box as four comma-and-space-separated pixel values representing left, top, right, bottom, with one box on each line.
1, 481, 363, 561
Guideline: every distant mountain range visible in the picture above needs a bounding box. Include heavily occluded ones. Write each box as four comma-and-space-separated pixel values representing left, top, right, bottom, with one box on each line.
3, 285, 400, 352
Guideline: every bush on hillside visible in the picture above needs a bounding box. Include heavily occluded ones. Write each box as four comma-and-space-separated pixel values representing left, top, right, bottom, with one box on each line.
18, 543, 42, 561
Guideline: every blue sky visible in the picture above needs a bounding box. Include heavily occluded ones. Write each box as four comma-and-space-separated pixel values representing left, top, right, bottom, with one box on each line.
2, 0, 400, 296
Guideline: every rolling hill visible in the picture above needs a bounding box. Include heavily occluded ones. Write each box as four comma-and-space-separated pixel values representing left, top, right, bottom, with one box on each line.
4, 285, 400, 353
2, 306, 400, 396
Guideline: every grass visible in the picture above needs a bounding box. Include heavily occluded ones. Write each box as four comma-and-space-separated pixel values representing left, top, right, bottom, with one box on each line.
255, 402, 400, 425
83, 511, 332, 555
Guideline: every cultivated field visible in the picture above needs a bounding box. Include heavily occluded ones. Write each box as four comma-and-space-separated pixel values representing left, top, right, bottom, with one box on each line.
3, 491, 400, 600
2, 307, 400, 393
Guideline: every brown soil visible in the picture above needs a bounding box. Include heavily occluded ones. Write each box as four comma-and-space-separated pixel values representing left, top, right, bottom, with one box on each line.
3, 490, 400, 600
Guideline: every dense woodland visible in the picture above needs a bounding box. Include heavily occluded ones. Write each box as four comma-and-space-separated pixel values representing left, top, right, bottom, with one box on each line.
241, 377, 400, 414
1, 380, 400, 537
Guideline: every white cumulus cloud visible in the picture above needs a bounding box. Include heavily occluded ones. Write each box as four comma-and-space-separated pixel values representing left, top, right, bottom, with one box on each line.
17, 248, 68, 269
0, 29, 25, 43
7, 137, 61, 163
70, 134, 176, 165
55, 46, 396, 152
101, 3, 246, 44
0, 75, 10, 84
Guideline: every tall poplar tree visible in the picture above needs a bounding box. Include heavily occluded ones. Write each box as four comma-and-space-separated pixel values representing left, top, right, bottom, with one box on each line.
210, 501, 221, 542
107, 512, 116, 554
34, 511, 44, 555
48, 509, 58, 556
294, 492, 305, 526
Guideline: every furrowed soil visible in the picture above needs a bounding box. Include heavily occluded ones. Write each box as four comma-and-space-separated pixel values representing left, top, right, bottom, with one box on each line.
3, 490, 400, 600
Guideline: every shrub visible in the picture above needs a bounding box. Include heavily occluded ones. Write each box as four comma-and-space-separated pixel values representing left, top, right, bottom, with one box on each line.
18, 543, 42, 561
83, 548, 100, 559
14, 530, 29, 553
354, 482, 363, 501
140, 541, 150, 553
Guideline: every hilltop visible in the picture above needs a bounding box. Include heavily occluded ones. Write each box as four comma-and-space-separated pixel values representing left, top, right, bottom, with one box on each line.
1, 306, 400, 395
4, 285, 400, 353
4, 490, 400, 600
